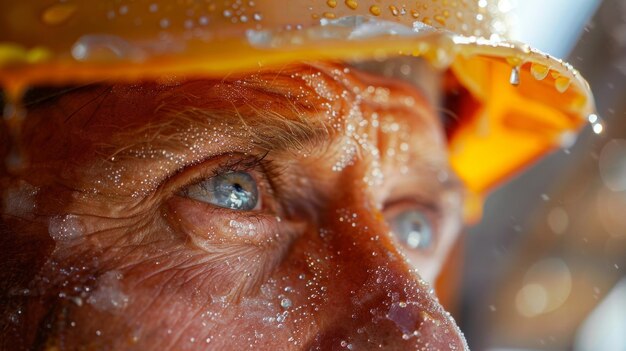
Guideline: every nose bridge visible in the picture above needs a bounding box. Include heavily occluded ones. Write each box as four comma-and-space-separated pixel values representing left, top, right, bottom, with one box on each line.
322, 166, 416, 286
311, 175, 467, 350
325, 183, 430, 309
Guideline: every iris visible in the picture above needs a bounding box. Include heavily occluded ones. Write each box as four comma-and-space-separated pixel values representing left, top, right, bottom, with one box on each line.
390, 209, 433, 250
184, 171, 259, 211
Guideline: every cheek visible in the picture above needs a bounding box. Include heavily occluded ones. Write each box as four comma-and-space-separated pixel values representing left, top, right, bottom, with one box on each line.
165, 196, 282, 247
402, 252, 442, 284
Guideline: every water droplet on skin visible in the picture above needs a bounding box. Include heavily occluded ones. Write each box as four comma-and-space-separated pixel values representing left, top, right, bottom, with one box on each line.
369, 5, 381, 16
509, 65, 520, 86
276, 311, 287, 322
41, 3, 77, 25
86, 271, 129, 311
327, 0, 337, 8
280, 298, 292, 308
389, 5, 399, 16
253, 12, 262, 21
48, 214, 85, 241
345, 0, 358, 10
3, 182, 38, 217
530, 63, 549, 80
160, 18, 170, 29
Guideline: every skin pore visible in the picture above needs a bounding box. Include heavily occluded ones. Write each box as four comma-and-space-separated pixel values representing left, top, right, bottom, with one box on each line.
0, 62, 465, 350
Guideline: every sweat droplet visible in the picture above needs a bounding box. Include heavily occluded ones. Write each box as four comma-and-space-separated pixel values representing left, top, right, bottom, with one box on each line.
326, 0, 337, 8
41, 3, 77, 25
87, 271, 129, 311
280, 298, 292, 309
509, 65, 520, 86
48, 214, 85, 241
530, 63, 549, 80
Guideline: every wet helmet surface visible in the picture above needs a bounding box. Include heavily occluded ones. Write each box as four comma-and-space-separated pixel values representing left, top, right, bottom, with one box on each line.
0, 0, 597, 217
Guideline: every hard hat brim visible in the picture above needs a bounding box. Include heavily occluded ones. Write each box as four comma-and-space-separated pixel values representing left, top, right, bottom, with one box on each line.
0, 19, 595, 219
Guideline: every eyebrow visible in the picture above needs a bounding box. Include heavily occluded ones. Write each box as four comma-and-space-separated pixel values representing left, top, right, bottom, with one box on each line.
90, 77, 337, 192
171, 103, 332, 154
29, 65, 452, 199
136, 84, 334, 157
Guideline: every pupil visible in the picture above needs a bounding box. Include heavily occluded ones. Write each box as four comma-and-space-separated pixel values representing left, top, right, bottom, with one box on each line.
232, 183, 244, 192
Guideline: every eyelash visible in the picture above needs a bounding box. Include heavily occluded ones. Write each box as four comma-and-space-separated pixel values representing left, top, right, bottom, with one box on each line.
209, 151, 270, 177
169, 152, 285, 215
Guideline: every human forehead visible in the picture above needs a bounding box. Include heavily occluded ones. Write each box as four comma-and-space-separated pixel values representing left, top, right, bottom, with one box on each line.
21, 63, 445, 165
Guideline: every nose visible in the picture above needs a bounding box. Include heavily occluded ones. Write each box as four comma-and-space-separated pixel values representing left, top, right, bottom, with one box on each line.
304, 174, 467, 350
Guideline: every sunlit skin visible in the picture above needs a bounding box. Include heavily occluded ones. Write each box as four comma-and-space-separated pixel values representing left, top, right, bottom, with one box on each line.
0, 63, 465, 350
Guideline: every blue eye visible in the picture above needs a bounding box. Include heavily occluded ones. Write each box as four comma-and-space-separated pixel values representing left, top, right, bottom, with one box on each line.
183, 171, 259, 211
389, 209, 433, 250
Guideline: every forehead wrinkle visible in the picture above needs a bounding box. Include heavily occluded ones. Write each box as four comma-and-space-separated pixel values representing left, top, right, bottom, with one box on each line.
91, 63, 443, 179
100, 82, 336, 168
150, 67, 345, 154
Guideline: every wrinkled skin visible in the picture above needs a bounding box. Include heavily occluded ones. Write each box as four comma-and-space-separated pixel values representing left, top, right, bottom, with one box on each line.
0, 63, 466, 350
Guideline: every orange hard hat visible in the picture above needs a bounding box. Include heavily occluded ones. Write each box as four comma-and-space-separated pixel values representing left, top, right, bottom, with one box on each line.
0, 0, 596, 219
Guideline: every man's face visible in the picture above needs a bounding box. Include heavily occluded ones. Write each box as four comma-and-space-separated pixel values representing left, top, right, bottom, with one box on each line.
1, 63, 465, 349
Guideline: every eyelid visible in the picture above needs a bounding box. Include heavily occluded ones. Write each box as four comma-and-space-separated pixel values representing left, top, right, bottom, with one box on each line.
161, 152, 285, 218
383, 197, 441, 217
160, 153, 266, 196
162, 153, 296, 249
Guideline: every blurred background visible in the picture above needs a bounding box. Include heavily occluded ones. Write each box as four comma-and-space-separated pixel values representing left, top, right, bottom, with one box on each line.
456, 0, 626, 349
